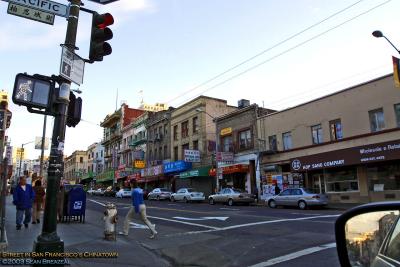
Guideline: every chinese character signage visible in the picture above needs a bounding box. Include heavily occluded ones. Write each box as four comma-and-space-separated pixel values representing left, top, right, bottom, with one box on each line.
7, 3, 55, 25
184, 149, 201, 163
134, 160, 146, 169
163, 160, 191, 174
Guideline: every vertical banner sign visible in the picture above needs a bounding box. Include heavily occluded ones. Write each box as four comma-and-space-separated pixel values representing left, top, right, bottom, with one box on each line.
392, 56, 400, 88
6, 146, 12, 165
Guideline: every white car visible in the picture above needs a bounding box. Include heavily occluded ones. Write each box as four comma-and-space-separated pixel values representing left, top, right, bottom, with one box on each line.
87, 188, 95, 195
116, 188, 132, 198
171, 188, 205, 203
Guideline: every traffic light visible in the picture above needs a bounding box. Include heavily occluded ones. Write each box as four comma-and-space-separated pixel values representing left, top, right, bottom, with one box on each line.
0, 90, 8, 110
89, 12, 114, 62
66, 92, 82, 127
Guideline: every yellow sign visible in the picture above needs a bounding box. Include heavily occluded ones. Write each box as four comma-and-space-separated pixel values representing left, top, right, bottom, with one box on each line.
220, 127, 232, 136
134, 160, 146, 169
267, 174, 273, 184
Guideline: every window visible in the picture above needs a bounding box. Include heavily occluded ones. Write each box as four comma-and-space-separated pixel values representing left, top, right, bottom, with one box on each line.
182, 143, 189, 159
282, 132, 292, 150
238, 129, 252, 150
154, 148, 157, 160
149, 150, 152, 161
101, 151, 103, 157
193, 117, 199, 134
325, 167, 359, 192
174, 146, 178, 161
395, 104, 400, 127
222, 135, 233, 152
164, 145, 168, 159
311, 124, 323, 144
173, 125, 178, 140
88, 153, 91, 159
80, 157, 83, 163
181, 121, 189, 138
164, 124, 168, 135
367, 162, 400, 191
369, 108, 385, 132
269, 135, 277, 151
330, 119, 343, 140
159, 147, 162, 159
193, 140, 199, 150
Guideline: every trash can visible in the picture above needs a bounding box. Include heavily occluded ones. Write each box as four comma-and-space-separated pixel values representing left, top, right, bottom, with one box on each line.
66, 186, 86, 223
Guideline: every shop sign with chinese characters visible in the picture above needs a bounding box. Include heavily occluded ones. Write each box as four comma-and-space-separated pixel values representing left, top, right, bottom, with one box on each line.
7, 3, 55, 25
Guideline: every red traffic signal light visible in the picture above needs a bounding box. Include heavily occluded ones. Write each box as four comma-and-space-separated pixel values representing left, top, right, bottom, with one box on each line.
89, 12, 114, 62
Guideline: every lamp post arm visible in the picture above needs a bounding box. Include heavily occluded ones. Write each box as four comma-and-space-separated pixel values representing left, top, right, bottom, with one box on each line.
383, 36, 400, 54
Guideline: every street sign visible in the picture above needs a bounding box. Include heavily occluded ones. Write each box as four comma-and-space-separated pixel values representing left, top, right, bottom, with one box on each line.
4, 0, 68, 18
12, 73, 53, 109
7, 2, 55, 25
60, 46, 85, 85
34, 136, 50, 150
0, 110, 5, 130
86, 0, 120, 4
6, 145, 12, 165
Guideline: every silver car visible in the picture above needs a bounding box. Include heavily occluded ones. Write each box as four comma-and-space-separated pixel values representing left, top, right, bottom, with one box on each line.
267, 188, 328, 210
208, 188, 255, 206
170, 188, 205, 203
148, 188, 172, 200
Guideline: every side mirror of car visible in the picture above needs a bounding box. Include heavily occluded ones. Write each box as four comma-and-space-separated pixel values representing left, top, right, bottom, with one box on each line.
335, 202, 400, 267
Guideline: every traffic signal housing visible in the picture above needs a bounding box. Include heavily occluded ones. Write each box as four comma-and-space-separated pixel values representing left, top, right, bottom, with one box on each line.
66, 92, 82, 127
89, 12, 114, 62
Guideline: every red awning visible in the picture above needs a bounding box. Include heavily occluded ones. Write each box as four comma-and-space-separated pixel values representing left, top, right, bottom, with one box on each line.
209, 164, 249, 176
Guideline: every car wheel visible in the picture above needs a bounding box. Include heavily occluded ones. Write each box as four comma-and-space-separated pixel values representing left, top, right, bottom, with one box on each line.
228, 199, 234, 206
171, 196, 175, 202
183, 197, 189, 203
268, 200, 277, 208
298, 201, 307, 210
157, 195, 160, 201
209, 198, 215, 205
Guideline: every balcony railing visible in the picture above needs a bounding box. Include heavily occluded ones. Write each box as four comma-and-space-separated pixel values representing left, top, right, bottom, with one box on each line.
130, 138, 147, 147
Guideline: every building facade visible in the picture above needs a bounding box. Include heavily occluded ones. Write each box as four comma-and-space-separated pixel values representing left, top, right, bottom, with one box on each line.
170, 96, 237, 196
63, 150, 88, 184
214, 102, 275, 196
99, 104, 144, 186
257, 74, 400, 203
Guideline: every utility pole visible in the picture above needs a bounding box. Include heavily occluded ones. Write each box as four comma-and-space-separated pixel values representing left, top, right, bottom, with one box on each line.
33, 0, 81, 256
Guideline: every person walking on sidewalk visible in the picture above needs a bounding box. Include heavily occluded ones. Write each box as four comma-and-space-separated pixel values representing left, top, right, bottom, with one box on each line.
32, 180, 45, 224
12, 176, 35, 230
120, 181, 157, 238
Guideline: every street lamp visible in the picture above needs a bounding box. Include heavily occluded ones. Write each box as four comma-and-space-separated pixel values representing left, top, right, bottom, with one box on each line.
17, 140, 35, 179
195, 108, 221, 192
372, 30, 400, 54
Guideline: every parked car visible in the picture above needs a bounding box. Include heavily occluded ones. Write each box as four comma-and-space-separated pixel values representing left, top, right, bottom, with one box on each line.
208, 188, 255, 206
171, 188, 205, 203
148, 188, 172, 200
116, 188, 132, 198
92, 188, 105, 196
87, 188, 96, 195
104, 186, 117, 197
267, 188, 328, 210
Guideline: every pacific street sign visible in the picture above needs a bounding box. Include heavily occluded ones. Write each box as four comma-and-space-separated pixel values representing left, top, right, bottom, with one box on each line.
3, 0, 68, 18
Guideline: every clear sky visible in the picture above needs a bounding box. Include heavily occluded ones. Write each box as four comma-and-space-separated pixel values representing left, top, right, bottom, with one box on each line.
1, 0, 399, 159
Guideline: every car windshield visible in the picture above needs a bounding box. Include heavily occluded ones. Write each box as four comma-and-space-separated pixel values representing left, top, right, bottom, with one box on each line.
160, 188, 170, 192
187, 189, 195, 192
303, 188, 318, 194
233, 189, 246, 193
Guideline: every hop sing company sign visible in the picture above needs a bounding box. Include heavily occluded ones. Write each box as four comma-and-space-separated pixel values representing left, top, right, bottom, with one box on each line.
290, 140, 400, 172
184, 149, 201, 163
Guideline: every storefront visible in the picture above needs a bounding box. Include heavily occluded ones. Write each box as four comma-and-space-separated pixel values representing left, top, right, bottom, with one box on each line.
210, 164, 249, 192
176, 166, 214, 196
288, 139, 400, 203
95, 170, 115, 188
140, 165, 166, 191
163, 160, 192, 192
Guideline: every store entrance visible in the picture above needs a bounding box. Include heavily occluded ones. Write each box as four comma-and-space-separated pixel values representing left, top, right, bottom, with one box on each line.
311, 173, 325, 194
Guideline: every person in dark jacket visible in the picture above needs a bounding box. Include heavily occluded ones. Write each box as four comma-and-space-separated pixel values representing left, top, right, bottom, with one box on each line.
32, 180, 45, 224
13, 177, 35, 230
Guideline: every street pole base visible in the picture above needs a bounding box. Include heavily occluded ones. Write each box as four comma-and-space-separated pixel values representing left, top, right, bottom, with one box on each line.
33, 239, 64, 267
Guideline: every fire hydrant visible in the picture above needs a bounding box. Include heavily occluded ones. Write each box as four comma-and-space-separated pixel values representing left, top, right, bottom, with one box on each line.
103, 202, 117, 241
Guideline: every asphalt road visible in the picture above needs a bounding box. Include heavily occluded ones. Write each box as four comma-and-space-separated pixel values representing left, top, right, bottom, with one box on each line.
87, 195, 343, 267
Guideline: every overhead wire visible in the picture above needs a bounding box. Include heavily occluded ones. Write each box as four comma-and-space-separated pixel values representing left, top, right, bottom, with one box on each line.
166, 0, 367, 105
173, 0, 393, 107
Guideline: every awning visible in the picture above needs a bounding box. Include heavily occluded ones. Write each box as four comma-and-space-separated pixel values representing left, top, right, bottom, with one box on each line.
96, 170, 115, 183
209, 164, 249, 176
179, 166, 211, 179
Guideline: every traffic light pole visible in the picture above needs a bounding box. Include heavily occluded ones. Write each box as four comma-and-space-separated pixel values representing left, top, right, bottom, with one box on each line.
33, 0, 81, 257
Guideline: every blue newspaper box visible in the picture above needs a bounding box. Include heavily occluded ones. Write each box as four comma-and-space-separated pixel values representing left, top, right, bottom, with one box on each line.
67, 186, 86, 223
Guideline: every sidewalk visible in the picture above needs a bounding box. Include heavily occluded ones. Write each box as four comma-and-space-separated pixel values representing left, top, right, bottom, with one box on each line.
3, 196, 170, 267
